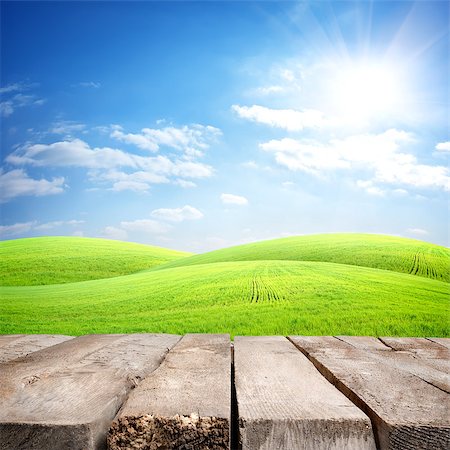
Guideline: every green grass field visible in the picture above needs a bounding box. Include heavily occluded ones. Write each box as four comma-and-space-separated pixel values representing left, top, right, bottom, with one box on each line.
0, 237, 190, 285
155, 233, 450, 282
1, 234, 448, 337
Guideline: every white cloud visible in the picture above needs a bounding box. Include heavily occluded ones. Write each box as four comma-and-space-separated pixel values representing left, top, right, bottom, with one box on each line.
0, 221, 37, 237
91, 169, 169, 193
174, 179, 196, 188
172, 160, 213, 178
151, 205, 204, 222
373, 160, 449, 191
7, 138, 214, 192
50, 121, 86, 135
436, 141, 450, 152
91, 169, 169, 188
280, 68, 296, 82
0, 82, 37, 95
92, 125, 112, 134
101, 226, 128, 241
261, 137, 349, 174
110, 123, 221, 157
254, 85, 285, 95
5, 120, 217, 195
101, 217, 172, 243
33, 221, 65, 230
33, 98, 46, 106
242, 160, 259, 169
7, 139, 138, 169
111, 180, 152, 193
356, 180, 385, 196
1, 94, 46, 117
221, 193, 248, 205
111, 127, 159, 152
246, 63, 304, 98
0, 169, 65, 203
232, 104, 325, 131
261, 129, 450, 192
76, 81, 101, 88
393, 188, 408, 196
34, 220, 85, 231
13, 94, 40, 106
67, 219, 84, 226
0, 101, 14, 117
0, 219, 85, 238
120, 219, 171, 234
0, 83, 44, 117
0, 83, 24, 94
406, 228, 428, 236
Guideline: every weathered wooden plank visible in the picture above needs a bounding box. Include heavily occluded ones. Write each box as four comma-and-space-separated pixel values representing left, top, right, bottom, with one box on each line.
336, 336, 391, 351
380, 337, 450, 389
428, 338, 450, 349
290, 336, 450, 450
339, 336, 450, 393
0, 334, 74, 363
0, 333, 180, 450
108, 334, 231, 450
380, 337, 449, 355
0, 335, 24, 346
234, 336, 376, 450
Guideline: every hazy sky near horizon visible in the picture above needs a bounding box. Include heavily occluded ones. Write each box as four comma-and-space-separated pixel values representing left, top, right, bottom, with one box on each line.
1, 1, 449, 252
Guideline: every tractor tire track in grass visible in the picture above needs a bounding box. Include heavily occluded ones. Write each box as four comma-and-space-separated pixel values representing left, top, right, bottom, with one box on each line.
410, 252, 427, 279
156, 234, 450, 283
249, 274, 281, 303
1, 260, 448, 336
409, 251, 439, 281
410, 252, 419, 276
250, 277, 258, 303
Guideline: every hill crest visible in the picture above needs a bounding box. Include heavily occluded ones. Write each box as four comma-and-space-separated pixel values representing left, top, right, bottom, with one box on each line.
152, 233, 450, 282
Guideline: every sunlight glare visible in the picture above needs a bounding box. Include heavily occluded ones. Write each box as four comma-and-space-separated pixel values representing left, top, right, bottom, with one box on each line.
333, 62, 402, 119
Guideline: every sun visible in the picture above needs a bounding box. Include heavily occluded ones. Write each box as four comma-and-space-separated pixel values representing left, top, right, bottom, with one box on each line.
331, 62, 402, 120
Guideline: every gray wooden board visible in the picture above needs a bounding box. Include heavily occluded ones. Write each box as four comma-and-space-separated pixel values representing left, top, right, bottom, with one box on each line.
338, 336, 450, 393
289, 336, 450, 450
108, 333, 231, 450
0, 333, 180, 450
0, 334, 74, 363
380, 337, 450, 356
336, 336, 391, 351
428, 338, 450, 350
234, 336, 376, 450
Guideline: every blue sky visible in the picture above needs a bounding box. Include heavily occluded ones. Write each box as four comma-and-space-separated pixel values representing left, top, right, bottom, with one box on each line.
1, 1, 449, 252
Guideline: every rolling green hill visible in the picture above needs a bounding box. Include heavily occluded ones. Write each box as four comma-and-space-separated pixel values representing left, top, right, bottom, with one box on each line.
0, 237, 191, 286
1, 260, 448, 337
154, 233, 450, 282
1, 233, 448, 337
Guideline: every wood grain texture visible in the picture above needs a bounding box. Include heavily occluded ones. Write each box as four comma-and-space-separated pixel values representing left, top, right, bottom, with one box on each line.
234, 336, 376, 450
336, 336, 391, 351
0, 334, 180, 450
380, 337, 449, 355
428, 338, 450, 349
108, 334, 231, 450
338, 336, 450, 393
0, 335, 74, 363
379, 337, 449, 391
289, 336, 450, 450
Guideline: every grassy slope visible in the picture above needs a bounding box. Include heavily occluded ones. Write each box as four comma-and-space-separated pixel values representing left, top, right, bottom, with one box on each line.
153, 233, 450, 282
0, 237, 191, 286
1, 260, 448, 337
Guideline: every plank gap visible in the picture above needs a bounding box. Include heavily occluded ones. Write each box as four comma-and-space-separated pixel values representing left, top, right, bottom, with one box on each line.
287, 336, 383, 450
230, 343, 241, 450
